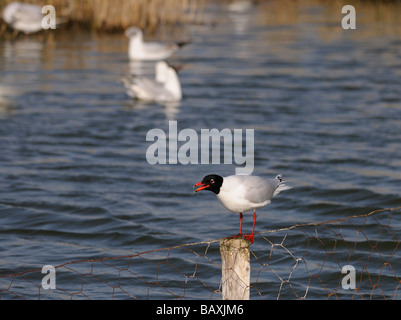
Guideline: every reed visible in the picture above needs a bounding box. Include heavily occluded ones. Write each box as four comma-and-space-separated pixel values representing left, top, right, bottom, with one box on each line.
255, 0, 401, 39
0, 0, 206, 33
1, 0, 400, 34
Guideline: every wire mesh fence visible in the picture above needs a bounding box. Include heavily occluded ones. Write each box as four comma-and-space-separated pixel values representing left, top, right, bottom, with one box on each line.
1, 206, 400, 300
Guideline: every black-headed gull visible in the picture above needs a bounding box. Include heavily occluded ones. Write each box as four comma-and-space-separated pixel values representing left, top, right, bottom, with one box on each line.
125, 26, 189, 61
2, 2, 43, 34
194, 174, 291, 244
122, 61, 182, 102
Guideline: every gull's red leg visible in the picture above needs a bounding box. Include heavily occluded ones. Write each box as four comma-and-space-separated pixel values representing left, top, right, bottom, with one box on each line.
244, 211, 257, 244
238, 212, 243, 236
251, 211, 257, 235
231, 213, 244, 239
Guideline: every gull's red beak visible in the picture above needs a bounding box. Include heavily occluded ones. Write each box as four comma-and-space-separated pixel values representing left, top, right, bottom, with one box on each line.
193, 181, 209, 193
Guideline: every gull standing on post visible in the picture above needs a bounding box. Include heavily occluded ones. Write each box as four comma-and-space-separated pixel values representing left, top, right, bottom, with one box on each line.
125, 26, 189, 61
194, 174, 291, 244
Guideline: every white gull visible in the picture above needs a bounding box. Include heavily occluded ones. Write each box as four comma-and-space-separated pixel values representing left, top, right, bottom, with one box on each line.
194, 174, 291, 244
122, 61, 182, 102
125, 26, 188, 61
2, 2, 44, 34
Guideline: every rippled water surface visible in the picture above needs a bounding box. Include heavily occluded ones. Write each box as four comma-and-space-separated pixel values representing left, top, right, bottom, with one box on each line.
0, 2, 400, 299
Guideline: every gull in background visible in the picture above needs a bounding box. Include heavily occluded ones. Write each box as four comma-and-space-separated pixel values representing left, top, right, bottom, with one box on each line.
2, 1, 66, 35
125, 26, 189, 61
227, 0, 253, 13
2, 2, 44, 34
122, 61, 182, 102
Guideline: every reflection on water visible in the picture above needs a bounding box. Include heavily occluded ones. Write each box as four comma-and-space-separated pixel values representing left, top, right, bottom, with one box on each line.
0, 1, 400, 299
0, 84, 16, 117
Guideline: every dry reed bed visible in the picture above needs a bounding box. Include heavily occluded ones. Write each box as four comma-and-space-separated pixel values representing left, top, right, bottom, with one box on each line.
0, 0, 206, 32
1, 0, 400, 34
255, 0, 401, 39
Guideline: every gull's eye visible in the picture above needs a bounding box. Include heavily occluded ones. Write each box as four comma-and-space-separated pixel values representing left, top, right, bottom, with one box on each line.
210, 179, 214, 184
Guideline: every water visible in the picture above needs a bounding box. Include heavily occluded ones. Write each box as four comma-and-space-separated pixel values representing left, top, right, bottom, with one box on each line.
0, 2, 400, 300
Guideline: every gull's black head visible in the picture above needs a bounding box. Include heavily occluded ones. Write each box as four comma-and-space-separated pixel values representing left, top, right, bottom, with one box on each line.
193, 174, 223, 195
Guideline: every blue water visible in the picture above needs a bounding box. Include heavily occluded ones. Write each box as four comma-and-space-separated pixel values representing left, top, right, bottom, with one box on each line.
0, 2, 400, 299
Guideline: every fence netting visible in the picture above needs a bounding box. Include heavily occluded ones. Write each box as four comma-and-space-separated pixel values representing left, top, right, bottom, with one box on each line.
1, 207, 400, 299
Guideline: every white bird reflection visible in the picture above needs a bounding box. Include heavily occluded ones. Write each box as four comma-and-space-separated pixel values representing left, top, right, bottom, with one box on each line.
0, 84, 18, 117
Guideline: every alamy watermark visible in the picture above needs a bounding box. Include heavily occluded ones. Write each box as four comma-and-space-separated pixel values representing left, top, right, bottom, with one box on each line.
146, 121, 254, 175
38, 263, 356, 293
342, 5, 356, 30
341, 265, 356, 290
41, 265, 56, 290
41, 5, 57, 30
38, 4, 356, 31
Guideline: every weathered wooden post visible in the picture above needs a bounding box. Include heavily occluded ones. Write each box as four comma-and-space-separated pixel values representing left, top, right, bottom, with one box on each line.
220, 237, 250, 300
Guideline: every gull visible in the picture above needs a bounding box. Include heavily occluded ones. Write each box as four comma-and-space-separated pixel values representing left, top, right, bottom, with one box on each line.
194, 174, 291, 244
2, 2, 43, 34
122, 61, 182, 102
125, 26, 189, 61
227, 1, 253, 13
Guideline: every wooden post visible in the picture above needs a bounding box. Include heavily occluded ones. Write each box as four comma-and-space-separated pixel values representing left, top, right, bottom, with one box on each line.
220, 237, 250, 300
